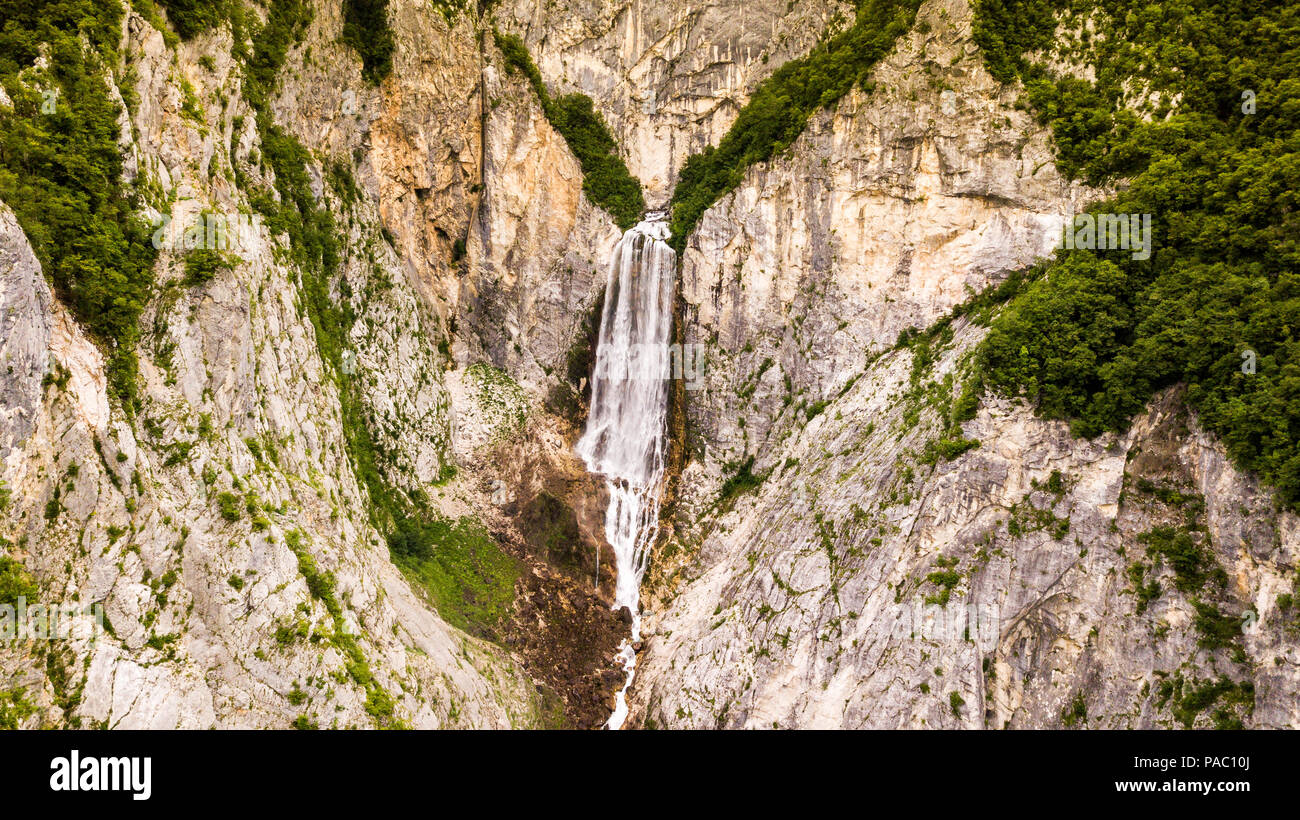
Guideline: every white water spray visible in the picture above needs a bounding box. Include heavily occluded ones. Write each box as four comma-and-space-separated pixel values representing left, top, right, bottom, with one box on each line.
576, 213, 675, 730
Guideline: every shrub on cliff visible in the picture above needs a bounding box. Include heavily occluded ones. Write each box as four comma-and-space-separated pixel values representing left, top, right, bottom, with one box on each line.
341, 0, 395, 84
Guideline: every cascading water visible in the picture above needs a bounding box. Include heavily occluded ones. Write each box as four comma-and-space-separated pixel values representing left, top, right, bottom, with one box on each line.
576, 212, 675, 730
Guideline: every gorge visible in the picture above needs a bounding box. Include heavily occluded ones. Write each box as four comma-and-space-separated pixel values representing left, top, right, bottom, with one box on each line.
0, 0, 1296, 732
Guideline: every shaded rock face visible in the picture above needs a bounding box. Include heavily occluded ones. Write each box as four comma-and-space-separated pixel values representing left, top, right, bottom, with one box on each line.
459, 53, 621, 401
625, 0, 1300, 729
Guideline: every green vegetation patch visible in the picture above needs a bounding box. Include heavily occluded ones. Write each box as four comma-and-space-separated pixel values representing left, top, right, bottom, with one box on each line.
924, 555, 962, 606
1126, 561, 1161, 614
183, 247, 238, 286
667, 0, 923, 253
388, 515, 521, 641
154, 0, 232, 40
948, 690, 965, 717
972, 0, 1300, 510
341, 0, 395, 85
0, 0, 160, 408
0, 687, 36, 729
1157, 673, 1255, 729
717, 456, 768, 508
494, 30, 645, 229
1138, 525, 1226, 594
1061, 691, 1087, 727
0, 556, 37, 607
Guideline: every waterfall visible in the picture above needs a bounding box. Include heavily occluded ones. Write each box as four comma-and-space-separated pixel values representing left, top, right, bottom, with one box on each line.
576, 212, 675, 730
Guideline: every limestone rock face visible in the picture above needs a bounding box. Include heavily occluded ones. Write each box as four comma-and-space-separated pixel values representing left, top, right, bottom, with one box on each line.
0, 207, 52, 465
0, 192, 541, 728
0, 0, 617, 729
624, 0, 1300, 729
634, 320, 1300, 728
458, 54, 621, 400
497, 0, 856, 202
675, 0, 1092, 475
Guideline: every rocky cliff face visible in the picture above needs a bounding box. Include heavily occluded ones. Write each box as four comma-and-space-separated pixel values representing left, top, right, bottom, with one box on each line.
496, 0, 856, 202
0, 0, 625, 729
671, 0, 1091, 476
636, 318, 1300, 728
626, 0, 1300, 728
1, 0, 1295, 731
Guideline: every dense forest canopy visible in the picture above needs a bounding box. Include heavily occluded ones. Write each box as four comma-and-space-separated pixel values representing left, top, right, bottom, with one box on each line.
0, 0, 159, 406
970, 0, 1300, 509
